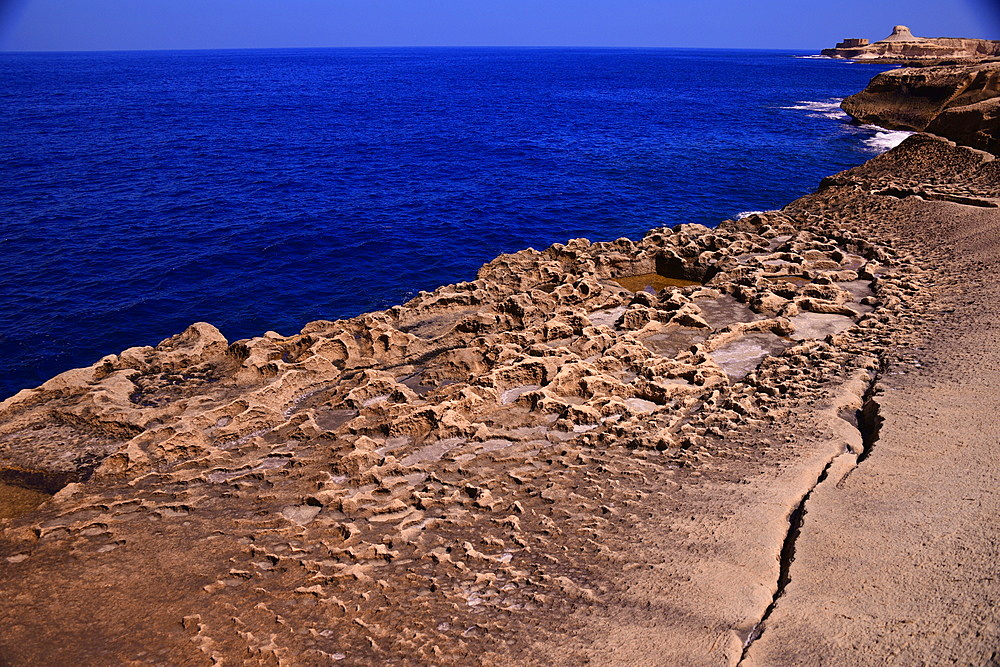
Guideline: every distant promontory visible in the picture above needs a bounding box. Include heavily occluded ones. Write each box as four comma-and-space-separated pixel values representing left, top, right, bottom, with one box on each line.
822, 25, 1000, 63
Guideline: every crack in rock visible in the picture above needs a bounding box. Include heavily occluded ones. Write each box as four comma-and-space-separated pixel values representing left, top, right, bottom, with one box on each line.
854, 374, 884, 465
837, 372, 884, 489
739, 372, 885, 663
737, 457, 835, 663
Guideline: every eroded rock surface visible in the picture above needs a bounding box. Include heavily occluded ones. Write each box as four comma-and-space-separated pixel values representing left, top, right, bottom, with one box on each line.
820, 132, 1000, 207
0, 157, 947, 664
1, 118, 998, 666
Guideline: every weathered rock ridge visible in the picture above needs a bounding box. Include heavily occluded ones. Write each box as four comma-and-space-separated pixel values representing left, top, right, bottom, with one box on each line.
822, 25, 1000, 63
843, 61, 1000, 155
0, 205, 901, 661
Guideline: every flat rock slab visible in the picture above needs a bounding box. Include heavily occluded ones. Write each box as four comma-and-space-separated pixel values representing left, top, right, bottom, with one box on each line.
745, 198, 1000, 665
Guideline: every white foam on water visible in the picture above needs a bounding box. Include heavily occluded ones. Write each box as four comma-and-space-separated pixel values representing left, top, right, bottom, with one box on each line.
777, 99, 849, 120
795, 55, 836, 60
778, 97, 913, 156
858, 125, 914, 154
735, 210, 765, 219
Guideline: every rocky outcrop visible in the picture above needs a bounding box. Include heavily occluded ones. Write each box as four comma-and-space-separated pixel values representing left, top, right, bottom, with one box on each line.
842, 62, 1000, 154
927, 96, 1000, 154
0, 186, 933, 663
878, 25, 919, 43
822, 25, 1000, 62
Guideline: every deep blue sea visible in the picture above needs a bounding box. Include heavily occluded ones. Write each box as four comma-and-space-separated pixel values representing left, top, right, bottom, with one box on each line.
0, 48, 899, 400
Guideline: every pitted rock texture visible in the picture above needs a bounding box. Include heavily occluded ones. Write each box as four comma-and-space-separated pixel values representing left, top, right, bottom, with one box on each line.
842, 62, 1000, 154
0, 215, 895, 483
0, 137, 995, 665
739, 147, 1000, 667
820, 133, 1000, 207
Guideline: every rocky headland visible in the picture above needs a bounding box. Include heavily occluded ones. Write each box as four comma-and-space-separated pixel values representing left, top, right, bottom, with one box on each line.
822, 25, 1000, 64
0, 59, 998, 664
842, 60, 1000, 155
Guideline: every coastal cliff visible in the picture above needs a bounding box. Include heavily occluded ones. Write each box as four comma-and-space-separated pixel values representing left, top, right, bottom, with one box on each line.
0, 60, 998, 665
842, 61, 1000, 154
822, 25, 1000, 63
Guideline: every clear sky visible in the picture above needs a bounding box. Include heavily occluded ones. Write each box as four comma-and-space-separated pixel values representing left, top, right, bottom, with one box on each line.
1, 0, 998, 52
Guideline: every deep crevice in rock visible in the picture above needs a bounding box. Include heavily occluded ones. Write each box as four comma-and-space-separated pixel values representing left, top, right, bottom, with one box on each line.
854, 375, 884, 465
737, 457, 836, 663
740, 372, 887, 662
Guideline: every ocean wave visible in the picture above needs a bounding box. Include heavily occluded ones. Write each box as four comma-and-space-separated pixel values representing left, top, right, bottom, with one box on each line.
858, 125, 914, 154
735, 210, 766, 219
778, 99, 914, 155
777, 99, 848, 120
795, 55, 836, 60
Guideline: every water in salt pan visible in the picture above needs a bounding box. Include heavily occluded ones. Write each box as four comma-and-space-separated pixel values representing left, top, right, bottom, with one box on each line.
695, 295, 763, 329
477, 439, 515, 453
501, 385, 540, 405
281, 504, 322, 525
612, 274, 702, 294
587, 306, 627, 329
641, 327, 707, 358
625, 398, 659, 413
838, 279, 875, 305
789, 312, 856, 340
710, 332, 791, 379
401, 438, 466, 465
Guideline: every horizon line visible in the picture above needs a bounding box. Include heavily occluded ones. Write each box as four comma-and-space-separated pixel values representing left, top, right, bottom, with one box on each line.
0, 44, 830, 56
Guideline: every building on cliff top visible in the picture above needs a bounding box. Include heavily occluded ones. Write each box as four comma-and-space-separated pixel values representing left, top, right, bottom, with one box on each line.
835, 38, 870, 49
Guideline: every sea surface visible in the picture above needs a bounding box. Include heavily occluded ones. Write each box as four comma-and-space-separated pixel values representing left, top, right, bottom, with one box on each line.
0, 48, 901, 400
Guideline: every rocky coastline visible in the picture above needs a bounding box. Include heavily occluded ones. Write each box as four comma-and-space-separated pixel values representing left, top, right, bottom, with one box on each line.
0, 59, 997, 664
822, 25, 1000, 64
842, 61, 1000, 155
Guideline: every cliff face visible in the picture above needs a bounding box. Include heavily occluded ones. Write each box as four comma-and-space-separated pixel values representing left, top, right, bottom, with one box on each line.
822, 25, 1000, 62
842, 62, 1000, 154
926, 97, 1000, 154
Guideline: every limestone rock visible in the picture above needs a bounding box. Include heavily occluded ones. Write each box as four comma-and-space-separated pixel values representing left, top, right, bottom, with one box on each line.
822, 25, 1000, 62
842, 62, 1000, 154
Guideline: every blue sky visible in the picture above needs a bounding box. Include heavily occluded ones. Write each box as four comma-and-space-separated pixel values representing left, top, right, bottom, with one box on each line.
1, 0, 997, 52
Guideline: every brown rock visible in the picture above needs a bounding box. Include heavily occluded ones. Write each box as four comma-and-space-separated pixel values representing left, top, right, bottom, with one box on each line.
842, 62, 1000, 130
